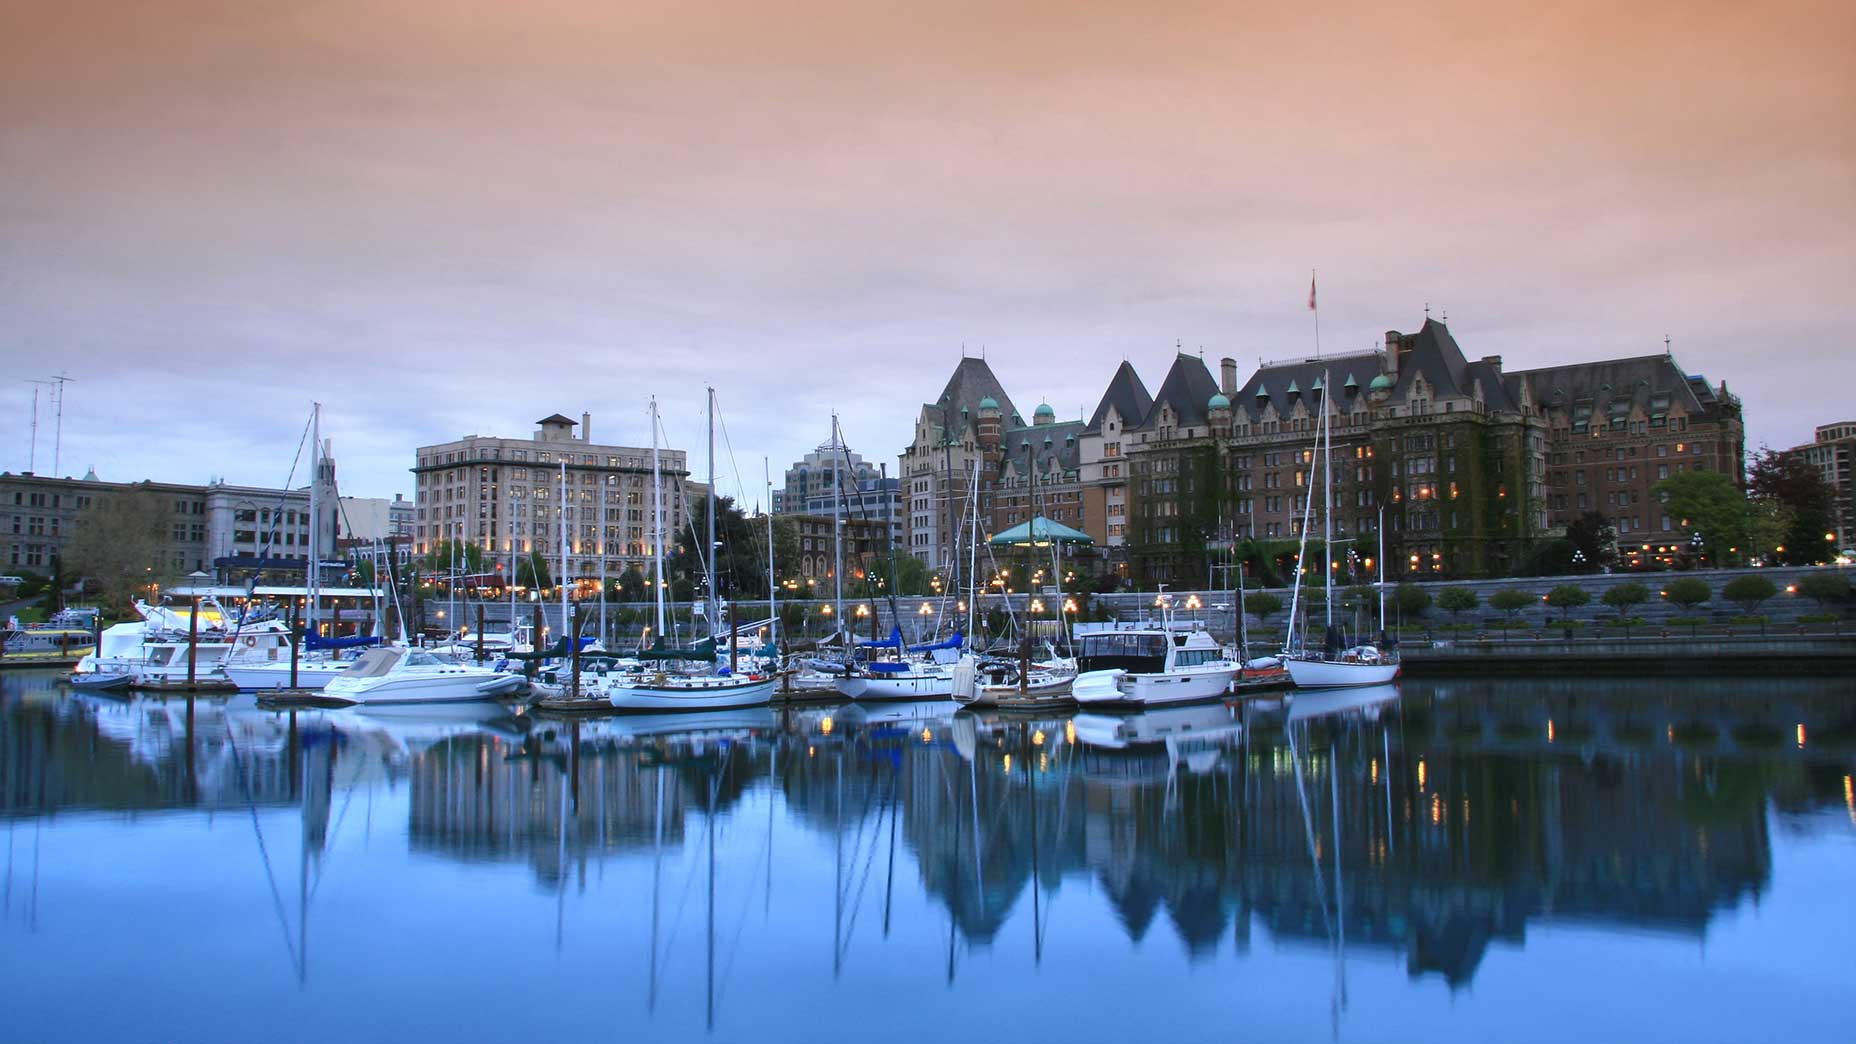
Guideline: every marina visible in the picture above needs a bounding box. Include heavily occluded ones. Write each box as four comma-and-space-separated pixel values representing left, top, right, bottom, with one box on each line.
3, 666, 1853, 1042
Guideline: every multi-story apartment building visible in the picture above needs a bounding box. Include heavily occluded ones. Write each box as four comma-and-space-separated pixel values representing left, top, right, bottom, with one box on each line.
784, 515, 892, 587
1518, 351, 1744, 564
2, 455, 342, 584
1787, 421, 1856, 552
412, 412, 689, 584
898, 358, 1017, 575
776, 436, 902, 548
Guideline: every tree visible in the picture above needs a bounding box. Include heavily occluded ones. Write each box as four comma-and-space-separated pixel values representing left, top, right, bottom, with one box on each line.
1601, 582, 1650, 638
514, 550, 551, 589
1246, 592, 1283, 630
1654, 471, 1753, 567
421, 539, 485, 577
1489, 588, 1533, 637
673, 495, 785, 599
1395, 583, 1431, 621
615, 566, 647, 602
1722, 574, 1777, 619
1747, 448, 1837, 566
64, 488, 169, 613
1665, 576, 1711, 637
1437, 587, 1479, 627
1544, 584, 1591, 623
1797, 572, 1851, 609
1565, 512, 1617, 571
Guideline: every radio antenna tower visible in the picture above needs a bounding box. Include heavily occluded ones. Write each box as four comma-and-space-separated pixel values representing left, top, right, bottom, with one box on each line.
49, 373, 73, 476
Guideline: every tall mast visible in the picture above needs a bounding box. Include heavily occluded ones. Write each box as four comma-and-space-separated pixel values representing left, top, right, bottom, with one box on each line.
1322, 371, 1333, 630
1377, 504, 1386, 636
966, 457, 981, 641
706, 386, 718, 641
1284, 403, 1317, 655
559, 458, 569, 646
766, 456, 776, 652
650, 398, 666, 639
598, 479, 608, 647
307, 402, 320, 638
831, 413, 844, 638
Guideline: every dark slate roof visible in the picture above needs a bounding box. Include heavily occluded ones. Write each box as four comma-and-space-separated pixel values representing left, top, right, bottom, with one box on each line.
535, 413, 578, 427
1086, 361, 1154, 433
1232, 353, 1383, 422
1136, 354, 1221, 430
1515, 354, 1708, 417
1000, 418, 1085, 476
1461, 358, 1521, 412
922, 357, 1018, 442
1385, 319, 1474, 401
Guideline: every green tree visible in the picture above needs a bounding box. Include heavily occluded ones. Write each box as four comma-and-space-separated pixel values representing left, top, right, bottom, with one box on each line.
673, 495, 786, 599
1665, 576, 1711, 637
1489, 588, 1533, 637
1437, 587, 1479, 627
515, 550, 552, 589
1601, 582, 1650, 638
64, 488, 169, 613
1722, 574, 1777, 621
1246, 592, 1283, 631
1544, 584, 1591, 623
615, 566, 647, 602
1395, 583, 1431, 620
1747, 448, 1837, 566
1654, 471, 1753, 567
1797, 572, 1851, 609
1565, 511, 1618, 571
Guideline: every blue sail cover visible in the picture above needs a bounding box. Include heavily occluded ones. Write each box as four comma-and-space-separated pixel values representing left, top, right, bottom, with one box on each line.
306, 633, 383, 651
908, 631, 963, 654
858, 626, 905, 650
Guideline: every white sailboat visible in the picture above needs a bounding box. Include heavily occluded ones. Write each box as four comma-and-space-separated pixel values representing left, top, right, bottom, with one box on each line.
607, 392, 779, 712
1282, 369, 1400, 689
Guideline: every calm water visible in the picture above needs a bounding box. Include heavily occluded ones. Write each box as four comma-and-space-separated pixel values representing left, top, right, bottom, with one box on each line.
2, 672, 1853, 1043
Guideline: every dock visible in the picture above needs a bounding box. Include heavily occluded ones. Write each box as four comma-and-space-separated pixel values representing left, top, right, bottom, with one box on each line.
1402, 635, 1856, 676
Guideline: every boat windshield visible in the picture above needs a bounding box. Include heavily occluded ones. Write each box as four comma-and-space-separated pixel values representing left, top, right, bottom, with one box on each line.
1173, 648, 1226, 668
405, 651, 445, 668
341, 648, 405, 678
1079, 633, 1167, 659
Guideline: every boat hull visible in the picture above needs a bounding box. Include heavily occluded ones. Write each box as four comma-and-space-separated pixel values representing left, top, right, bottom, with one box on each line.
1283, 658, 1400, 689
325, 673, 524, 706
224, 662, 347, 691
1071, 663, 1240, 708
843, 671, 956, 702
606, 676, 779, 712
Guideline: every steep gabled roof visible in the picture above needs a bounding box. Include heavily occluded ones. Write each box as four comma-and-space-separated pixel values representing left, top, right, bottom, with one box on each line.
535, 413, 578, 427
1136, 354, 1221, 430
1386, 319, 1475, 401
921, 356, 1017, 442
1086, 361, 1154, 433
1233, 353, 1383, 422
1515, 353, 1708, 417
1000, 418, 1086, 475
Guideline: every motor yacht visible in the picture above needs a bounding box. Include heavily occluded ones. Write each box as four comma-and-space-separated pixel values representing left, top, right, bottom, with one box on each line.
1069, 620, 1240, 709
321, 646, 526, 706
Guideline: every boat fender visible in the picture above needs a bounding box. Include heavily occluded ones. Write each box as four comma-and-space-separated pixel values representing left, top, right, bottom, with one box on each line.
244, 636, 258, 648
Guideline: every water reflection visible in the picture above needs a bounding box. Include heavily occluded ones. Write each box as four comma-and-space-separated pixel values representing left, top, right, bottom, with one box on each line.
4, 669, 1855, 1036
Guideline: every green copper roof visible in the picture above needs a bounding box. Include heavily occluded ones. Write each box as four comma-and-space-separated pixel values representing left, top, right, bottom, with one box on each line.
1208, 392, 1231, 409
1033, 402, 1055, 417
1286, 379, 1300, 394
978, 396, 999, 410
1369, 373, 1395, 390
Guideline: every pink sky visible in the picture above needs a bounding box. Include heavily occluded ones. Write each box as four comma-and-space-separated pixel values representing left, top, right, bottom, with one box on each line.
3, 0, 1851, 499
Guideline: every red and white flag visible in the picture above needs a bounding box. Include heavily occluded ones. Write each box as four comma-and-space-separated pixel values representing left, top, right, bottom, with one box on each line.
1307, 272, 1317, 311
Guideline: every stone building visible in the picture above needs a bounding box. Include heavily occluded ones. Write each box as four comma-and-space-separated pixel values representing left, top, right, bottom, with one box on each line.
412, 412, 689, 584
1786, 421, 1855, 553
1076, 362, 1154, 565
898, 357, 1017, 575
783, 515, 892, 588
776, 434, 902, 549
1518, 351, 1744, 564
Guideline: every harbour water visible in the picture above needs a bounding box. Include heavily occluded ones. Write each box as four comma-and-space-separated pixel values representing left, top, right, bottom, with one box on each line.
2, 670, 1852, 1043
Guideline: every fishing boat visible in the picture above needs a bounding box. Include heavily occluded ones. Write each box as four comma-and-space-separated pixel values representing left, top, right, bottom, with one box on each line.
66, 670, 133, 693
1, 623, 96, 664
1281, 370, 1400, 690
320, 646, 526, 706
1069, 611, 1240, 709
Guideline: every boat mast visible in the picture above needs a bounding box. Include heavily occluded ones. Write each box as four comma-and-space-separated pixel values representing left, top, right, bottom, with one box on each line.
307, 402, 320, 640
967, 457, 980, 642
765, 456, 776, 653
559, 458, 569, 648
1377, 504, 1386, 636
706, 386, 718, 642
1322, 370, 1333, 632
1284, 401, 1317, 655
831, 416, 846, 639
650, 398, 666, 641
598, 479, 608, 647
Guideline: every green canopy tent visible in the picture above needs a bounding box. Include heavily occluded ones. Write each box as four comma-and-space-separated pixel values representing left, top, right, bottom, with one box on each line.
987, 517, 1095, 548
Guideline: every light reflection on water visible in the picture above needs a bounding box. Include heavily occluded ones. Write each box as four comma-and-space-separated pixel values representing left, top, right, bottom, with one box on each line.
2, 670, 1853, 1043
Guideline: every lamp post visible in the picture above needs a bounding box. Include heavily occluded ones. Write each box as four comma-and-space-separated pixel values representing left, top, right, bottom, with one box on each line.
1689, 530, 1704, 569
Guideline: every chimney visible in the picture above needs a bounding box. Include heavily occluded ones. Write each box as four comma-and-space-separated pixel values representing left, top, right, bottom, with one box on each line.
581, 412, 592, 443
1481, 355, 1502, 371
1220, 357, 1238, 396
1384, 331, 1404, 378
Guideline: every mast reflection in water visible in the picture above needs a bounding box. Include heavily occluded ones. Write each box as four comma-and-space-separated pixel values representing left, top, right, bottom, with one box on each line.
2, 670, 1853, 1043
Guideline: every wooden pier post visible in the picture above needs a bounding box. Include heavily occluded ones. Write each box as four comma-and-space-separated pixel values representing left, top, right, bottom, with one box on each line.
187, 594, 200, 687
570, 602, 582, 699
288, 599, 301, 689
475, 602, 486, 663
729, 600, 739, 675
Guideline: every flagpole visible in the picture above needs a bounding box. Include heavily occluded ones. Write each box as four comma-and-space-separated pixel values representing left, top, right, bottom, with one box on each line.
1310, 268, 1321, 358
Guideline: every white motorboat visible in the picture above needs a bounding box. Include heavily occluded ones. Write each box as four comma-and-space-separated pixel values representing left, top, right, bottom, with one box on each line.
321, 647, 526, 706
223, 658, 357, 691
1069, 620, 1239, 709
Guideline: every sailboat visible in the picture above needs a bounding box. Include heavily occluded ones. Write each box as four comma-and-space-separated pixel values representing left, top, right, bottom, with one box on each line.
1282, 371, 1400, 689
607, 392, 780, 712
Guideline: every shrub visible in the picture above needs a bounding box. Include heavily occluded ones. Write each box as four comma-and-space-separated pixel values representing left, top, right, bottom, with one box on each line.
1797, 573, 1851, 608
1602, 583, 1651, 637
1544, 584, 1592, 622
1722, 575, 1778, 615
1437, 587, 1479, 626
1489, 589, 1534, 635
1395, 583, 1432, 619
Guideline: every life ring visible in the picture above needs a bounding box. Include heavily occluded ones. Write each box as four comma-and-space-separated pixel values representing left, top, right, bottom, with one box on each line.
244, 636, 258, 648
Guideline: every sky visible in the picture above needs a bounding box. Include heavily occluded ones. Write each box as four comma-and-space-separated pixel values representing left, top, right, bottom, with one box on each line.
3, 0, 1852, 505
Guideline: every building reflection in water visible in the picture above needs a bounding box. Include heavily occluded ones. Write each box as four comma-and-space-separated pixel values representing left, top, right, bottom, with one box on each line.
4, 671, 1855, 998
